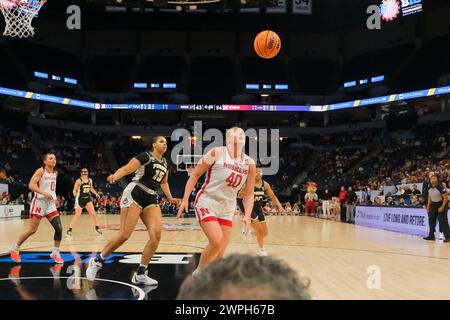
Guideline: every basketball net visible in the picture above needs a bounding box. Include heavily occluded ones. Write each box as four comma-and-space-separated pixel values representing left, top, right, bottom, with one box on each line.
0, 0, 46, 38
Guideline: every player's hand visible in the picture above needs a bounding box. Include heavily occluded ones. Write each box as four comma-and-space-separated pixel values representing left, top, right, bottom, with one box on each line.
107, 175, 116, 184
277, 205, 285, 213
168, 197, 181, 206
95, 194, 101, 200
438, 207, 445, 213
43, 192, 53, 201
177, 199, 189, 218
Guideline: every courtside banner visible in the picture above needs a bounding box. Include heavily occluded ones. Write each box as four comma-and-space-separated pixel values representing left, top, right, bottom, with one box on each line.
0, 205, 23, 218
355, 206, 450, 237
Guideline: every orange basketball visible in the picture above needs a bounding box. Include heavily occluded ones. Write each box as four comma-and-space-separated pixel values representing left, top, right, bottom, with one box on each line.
254, 30, 281, 59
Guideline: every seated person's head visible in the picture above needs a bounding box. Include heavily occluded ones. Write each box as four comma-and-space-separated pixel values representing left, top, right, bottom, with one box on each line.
177, 254, 311, 300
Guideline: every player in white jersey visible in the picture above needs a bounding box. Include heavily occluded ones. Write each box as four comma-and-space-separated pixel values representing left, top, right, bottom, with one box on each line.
9, 153, 64, 264
178, 127, 256, 275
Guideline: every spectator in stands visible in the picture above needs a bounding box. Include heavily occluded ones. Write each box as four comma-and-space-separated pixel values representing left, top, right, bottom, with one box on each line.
410, 195, 420, 207
374, 196, 384, 206
16, 194, 25, 205
395, 186, 405, 196
0, 169, 7, 180
110, 197, 118, 214
177, 254, 311, 300
320, 186, 332, 218
411, 184, 421, 195
284, 203, 292, 216
0, 194, 10, 205
339, 186, 347, 222
269, 204, 279, 216
292, 203, 300, 215
386, 196, 394, 206
345, 187, 357, 223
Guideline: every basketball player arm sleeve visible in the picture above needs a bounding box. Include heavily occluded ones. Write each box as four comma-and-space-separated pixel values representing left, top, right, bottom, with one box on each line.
28, 168, 47, 196
264, 181, 283, 211
242, 163, 256, 220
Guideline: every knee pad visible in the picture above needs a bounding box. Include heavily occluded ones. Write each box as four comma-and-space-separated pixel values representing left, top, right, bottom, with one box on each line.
50, 216, 63, 241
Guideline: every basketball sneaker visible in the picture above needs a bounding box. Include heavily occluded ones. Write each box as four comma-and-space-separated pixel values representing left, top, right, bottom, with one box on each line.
132, 284, 158, 299
9, 249, 21, 263
259, 248, 268, 257
8, 265, 22, 285
86, 289, 99, 300
50, 250, 64, 264
65, 230, 73, 239
86, 257, 102, 281
50, 264, 63, 278
95, 228, 103, 236
131, 271, 158, 286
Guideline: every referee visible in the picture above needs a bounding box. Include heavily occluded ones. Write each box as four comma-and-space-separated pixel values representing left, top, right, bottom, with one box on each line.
423, 174, 450, 242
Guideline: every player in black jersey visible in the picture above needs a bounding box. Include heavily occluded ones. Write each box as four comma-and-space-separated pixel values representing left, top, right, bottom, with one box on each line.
86, 136, 180, 286
66, 168, 102, 238
238, 167, 284, 256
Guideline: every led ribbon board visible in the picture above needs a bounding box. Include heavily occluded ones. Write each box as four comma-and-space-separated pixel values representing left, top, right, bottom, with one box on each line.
0, 84, 449, 112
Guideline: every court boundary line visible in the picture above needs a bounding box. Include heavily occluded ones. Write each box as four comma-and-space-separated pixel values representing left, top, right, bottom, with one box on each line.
0, 276, 146, 300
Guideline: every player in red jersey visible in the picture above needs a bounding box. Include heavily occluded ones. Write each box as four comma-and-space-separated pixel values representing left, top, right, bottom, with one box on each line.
178, 127, 256, 276
9, 153, 64, 264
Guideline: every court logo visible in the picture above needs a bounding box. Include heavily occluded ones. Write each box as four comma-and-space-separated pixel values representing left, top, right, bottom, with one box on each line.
119, 254, 194, 265
171, 121, 280, 175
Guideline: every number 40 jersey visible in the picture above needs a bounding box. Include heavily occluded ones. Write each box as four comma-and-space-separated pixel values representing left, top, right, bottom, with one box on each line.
195, 147, 250, 216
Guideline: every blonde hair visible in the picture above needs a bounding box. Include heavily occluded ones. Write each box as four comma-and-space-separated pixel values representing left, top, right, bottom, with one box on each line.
226, 127, 245, 142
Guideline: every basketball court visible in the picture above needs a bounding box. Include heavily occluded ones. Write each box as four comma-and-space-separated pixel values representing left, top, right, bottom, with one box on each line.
1, 0, 450, 306
1, 215, 450, 300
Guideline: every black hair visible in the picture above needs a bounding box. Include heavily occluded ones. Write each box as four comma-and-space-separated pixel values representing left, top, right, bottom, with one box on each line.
151, 136, 166, 151
42, 153, 56, 168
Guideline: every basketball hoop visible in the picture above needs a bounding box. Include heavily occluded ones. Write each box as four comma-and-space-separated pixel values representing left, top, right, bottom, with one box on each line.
0, 0, 46, 38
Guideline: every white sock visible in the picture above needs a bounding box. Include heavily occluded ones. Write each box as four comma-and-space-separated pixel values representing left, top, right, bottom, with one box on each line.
52, 247, 60, 253
11, 244, 20, 251
260, 247, 265, 251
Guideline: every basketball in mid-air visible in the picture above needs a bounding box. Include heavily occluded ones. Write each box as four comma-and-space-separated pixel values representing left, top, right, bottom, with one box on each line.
254, 30, 281, 59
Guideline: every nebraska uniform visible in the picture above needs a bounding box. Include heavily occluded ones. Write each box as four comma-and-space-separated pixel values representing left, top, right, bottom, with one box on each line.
30, 169, 59, 219
194, 147, 250, 227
